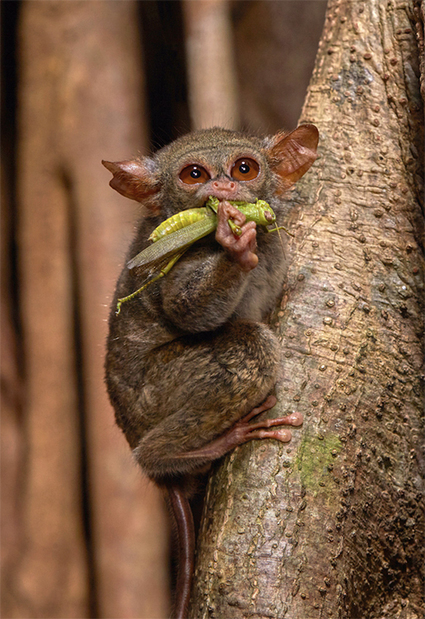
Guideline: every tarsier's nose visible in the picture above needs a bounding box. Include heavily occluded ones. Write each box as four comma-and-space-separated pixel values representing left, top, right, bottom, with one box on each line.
211, 178, 237, 200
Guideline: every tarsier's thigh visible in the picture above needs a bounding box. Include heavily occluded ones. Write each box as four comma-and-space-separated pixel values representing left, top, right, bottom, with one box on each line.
134, 321, 280, 480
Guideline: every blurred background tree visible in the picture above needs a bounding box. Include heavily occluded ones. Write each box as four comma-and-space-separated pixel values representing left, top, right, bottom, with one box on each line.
1, 1, 326, 617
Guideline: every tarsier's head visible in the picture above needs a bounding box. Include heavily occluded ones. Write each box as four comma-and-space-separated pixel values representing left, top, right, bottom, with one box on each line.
102, 125, 319, 217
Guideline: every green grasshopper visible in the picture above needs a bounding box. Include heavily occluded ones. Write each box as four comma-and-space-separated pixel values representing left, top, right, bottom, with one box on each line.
116, 196, 292, 314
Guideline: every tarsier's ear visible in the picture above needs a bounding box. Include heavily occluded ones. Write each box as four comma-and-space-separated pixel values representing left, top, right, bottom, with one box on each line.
266, 124, 319, 193
102, 159, 160, 211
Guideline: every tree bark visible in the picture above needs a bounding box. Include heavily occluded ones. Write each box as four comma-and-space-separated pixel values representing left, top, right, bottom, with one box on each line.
189, 1, 424, 618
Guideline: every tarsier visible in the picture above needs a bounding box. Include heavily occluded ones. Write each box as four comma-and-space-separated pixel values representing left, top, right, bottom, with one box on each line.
103, 124, 319, 618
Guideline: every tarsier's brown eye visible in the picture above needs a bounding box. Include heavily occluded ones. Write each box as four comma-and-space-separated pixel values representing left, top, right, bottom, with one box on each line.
179, 165, 210, 184
231, 158, 260, 181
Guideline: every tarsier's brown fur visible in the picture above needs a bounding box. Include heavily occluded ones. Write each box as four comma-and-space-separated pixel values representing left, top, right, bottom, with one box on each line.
104, 125, 318, 618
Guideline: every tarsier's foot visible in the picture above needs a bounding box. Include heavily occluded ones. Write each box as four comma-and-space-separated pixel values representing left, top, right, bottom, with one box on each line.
228, 395, 303, 446
178, 396, 303, 465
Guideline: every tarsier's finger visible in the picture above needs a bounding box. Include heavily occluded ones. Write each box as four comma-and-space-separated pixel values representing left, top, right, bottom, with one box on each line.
239, 222, 257, 249
230, 225, 258, 271
223, 201, 246, 221
217, 201, 246, 230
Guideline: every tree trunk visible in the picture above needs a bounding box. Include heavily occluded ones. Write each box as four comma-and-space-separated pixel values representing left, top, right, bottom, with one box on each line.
189, 1, 424, 617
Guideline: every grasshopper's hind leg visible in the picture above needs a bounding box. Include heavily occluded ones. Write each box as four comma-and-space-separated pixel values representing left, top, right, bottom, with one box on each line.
116, 250, 187, 314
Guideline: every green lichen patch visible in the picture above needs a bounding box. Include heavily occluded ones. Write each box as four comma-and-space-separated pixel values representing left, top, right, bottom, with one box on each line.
296, 432, 342, 496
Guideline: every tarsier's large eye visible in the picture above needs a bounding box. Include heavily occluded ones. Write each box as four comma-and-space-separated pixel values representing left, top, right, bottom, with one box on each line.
179, 165, 211, 184
231, 158, 260, 181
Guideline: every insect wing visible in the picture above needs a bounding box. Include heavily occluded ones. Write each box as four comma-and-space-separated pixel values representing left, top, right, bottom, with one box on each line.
149, 207, 209, 242
127, 216, 217, 270
132, 252, 184, 288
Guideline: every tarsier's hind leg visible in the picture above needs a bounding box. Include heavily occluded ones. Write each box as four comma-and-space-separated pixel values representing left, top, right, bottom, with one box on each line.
132, 321, 302, 483
174, 395, 304, 465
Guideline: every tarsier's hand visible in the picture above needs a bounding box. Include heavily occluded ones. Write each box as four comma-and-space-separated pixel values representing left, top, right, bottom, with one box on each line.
215, 201, 258, 272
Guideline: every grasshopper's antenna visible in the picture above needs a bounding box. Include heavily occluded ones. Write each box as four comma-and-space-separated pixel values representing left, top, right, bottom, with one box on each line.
274, 224, 285, 255
270, 222, 294, 254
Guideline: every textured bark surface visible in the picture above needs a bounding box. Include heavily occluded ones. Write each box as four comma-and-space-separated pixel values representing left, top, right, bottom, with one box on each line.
189, 1, 424, 618
416, 1, 425, 97
3, 2, 169, 618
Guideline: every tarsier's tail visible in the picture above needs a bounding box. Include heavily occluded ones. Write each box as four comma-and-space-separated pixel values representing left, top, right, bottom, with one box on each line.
166, 484, 195, 619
